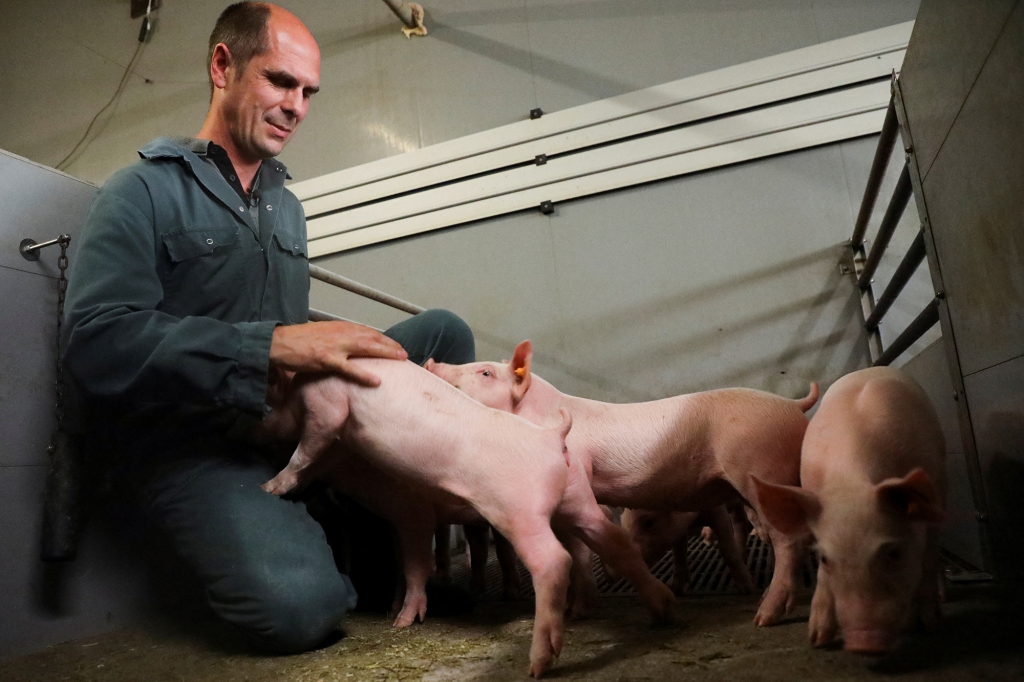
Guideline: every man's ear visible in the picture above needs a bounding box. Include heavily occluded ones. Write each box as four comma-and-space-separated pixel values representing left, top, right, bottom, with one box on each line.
876, 468, 946, 523
510, 340, 533, 404
750, 475, 821, 537
210, 42, 234, 90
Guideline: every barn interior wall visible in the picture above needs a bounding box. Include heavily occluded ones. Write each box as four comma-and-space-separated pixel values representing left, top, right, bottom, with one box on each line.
1, 0, 926, 660
0, 151, 151, 661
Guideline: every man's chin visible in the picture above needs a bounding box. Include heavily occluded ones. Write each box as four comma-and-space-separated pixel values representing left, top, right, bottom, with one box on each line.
254, 139, 287, 159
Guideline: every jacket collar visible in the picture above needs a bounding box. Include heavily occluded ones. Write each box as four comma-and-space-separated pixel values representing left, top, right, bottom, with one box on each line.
138, 137, 291, 238
138, 137, 291, 178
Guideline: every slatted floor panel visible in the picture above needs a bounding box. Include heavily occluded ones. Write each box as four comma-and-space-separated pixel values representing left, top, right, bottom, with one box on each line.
448, 535, 818, 600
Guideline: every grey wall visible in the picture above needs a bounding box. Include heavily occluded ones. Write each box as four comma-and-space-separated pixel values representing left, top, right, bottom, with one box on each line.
0, 151, 151, 660
1, 0, 919, 186
314, 137, 880, 405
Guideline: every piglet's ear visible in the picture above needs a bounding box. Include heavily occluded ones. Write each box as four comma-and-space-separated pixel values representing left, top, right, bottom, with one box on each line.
510, 340, 533, 404
876, 468, 946, 523
750, 475, 821, 537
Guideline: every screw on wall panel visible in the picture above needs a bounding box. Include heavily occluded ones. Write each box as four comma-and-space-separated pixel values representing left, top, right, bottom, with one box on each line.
539, 200, 554, 215
535, 154, 547, 165
530, 108, 543, 120
839, 264, 850, 274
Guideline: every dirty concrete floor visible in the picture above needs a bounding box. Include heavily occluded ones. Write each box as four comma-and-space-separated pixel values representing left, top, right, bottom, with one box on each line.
2, 584, 1021, 682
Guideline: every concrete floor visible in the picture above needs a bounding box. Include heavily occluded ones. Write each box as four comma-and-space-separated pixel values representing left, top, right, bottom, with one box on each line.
2, 583, 1021, 682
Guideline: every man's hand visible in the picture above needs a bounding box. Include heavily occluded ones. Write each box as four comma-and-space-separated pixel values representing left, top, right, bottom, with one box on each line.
270, 321, 407, 387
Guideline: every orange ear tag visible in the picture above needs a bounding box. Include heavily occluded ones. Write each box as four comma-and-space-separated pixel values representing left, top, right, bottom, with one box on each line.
514, 367, 527, 377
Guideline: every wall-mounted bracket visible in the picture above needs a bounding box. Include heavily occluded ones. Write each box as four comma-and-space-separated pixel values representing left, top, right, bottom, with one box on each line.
20, 235, 70, 262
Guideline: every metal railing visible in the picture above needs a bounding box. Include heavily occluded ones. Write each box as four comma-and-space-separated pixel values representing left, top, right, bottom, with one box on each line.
307, 263, 425, 329
850, 78, 939, 367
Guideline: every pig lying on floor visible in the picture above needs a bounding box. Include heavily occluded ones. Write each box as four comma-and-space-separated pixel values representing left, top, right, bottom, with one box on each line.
259, 359, 674, 677
426, 340, 818, 626
752, 367, 946, 653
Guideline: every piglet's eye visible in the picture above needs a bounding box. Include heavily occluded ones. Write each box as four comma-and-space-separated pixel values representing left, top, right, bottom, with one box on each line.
482, 370, 492, 377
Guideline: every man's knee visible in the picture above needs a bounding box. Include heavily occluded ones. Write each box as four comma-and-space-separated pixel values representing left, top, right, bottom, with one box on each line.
421, 308, 475, 363
387, 308, 475, 365
225, 568, 357, 654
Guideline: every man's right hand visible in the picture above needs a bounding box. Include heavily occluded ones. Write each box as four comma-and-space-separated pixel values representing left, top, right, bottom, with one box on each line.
269, 321, 408, 387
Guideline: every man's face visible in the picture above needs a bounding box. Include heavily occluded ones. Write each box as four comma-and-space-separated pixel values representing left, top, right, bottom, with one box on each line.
221, 14, 320, 161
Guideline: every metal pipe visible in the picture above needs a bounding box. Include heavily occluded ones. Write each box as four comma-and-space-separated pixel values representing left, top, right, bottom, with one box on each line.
380, 0, 417, 28
873, 297, 940, 367
308, 307, 383, 331
851, 98, 899, 249
20, 234, 71, 261
864, 228, 926, 330
858, 163, 912, 290
309, 263, 425, 316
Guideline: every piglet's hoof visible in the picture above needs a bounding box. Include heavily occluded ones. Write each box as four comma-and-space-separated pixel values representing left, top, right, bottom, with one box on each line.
261, 472, 298, 496
753, 589, 794, 626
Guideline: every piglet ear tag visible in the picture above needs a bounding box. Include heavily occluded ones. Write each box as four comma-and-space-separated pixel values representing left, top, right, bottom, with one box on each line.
515, 367, 527, 377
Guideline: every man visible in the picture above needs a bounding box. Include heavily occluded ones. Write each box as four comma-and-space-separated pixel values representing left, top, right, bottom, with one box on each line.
62, 2, 474, 653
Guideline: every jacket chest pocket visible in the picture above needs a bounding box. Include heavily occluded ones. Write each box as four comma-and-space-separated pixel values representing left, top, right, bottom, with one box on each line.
268, 231, 309, 324
161, 226, 260, 319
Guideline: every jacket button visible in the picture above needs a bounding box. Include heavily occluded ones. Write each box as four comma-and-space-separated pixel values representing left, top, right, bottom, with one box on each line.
206, 238, 214, 244
266, 205, 273, 211
238, 206, 245, 212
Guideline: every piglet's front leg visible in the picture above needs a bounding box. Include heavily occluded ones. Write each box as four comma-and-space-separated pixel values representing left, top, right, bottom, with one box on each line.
263, 379, 350, 496
808, 566, 839, 647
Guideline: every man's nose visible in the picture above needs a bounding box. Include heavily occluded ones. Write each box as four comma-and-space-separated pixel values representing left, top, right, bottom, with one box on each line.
281, 89, 304, 120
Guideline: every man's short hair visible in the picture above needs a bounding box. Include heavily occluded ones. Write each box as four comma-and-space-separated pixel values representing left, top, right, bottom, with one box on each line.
207, 2, 272, 96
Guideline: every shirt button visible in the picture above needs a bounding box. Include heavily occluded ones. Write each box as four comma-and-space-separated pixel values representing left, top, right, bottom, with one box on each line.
266, 205, 273, 211
206, 238, 214, 245
229, 174, 236, 181
238, 206, 245, 212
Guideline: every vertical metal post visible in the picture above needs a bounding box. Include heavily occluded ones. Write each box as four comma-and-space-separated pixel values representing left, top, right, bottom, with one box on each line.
851, 96, 900, 249
864, 229, 927, 330
858, 163, 913, 290
892, 76, 997, 576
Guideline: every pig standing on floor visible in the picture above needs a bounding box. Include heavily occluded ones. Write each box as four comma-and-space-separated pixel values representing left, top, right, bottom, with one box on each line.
260, 359, 674, 677
426, 340, 818, 626
622, 505, 756, 596
752, 367, 946, 653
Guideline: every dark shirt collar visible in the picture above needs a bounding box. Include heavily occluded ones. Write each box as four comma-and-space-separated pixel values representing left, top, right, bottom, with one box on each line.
137, 137, 291, 180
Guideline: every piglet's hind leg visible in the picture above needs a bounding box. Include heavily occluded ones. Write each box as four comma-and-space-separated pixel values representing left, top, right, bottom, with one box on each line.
263, 382, 350, 496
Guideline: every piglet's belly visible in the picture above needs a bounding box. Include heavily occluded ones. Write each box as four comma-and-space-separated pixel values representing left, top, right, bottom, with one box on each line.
592, 475, 738, 511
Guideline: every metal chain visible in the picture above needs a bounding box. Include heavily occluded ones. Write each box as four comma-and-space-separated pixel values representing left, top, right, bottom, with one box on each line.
53, 235, 71, 430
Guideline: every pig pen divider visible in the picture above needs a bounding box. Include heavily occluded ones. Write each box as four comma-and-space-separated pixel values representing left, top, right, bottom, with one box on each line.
850, 73, 995, 578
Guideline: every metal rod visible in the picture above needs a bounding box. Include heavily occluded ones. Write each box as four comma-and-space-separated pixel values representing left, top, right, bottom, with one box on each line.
864, 228, 926, 330
380, 0, 417, 28
851, 98, 899, 249
858, 163, 912, 290
873, 297, 940, 367
308, 307, 383, 331
309, 263, 425, 316
20, 234, 70, 261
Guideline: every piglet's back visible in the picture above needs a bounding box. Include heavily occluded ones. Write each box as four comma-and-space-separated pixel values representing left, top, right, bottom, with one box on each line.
803, 367, 945, 490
